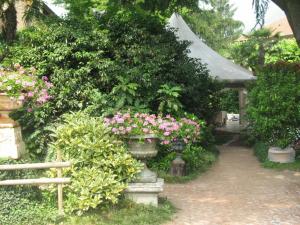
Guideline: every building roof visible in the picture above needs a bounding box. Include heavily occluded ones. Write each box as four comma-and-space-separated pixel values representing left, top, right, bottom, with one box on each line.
264, 17, 293, 37
167, 13, 255, 85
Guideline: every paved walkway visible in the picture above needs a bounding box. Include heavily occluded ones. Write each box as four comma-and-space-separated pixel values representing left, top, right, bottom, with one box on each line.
163, 145, 300, 225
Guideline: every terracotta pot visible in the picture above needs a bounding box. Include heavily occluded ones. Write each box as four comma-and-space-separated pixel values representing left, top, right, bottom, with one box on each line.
268, 146, 295, 163
0, 93, 23, 120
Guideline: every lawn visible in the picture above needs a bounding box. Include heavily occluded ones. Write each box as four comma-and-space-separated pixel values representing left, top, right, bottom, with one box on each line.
57, 199, 175, 225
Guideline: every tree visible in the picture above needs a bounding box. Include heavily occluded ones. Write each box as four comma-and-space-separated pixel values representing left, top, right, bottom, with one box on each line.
229, 28, 280, 73
0, 0, 42, 42
254, 0, 300, 46
183, 0, 244, 52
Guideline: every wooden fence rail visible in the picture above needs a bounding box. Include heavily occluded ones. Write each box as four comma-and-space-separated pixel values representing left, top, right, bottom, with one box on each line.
0, 155, 71, 215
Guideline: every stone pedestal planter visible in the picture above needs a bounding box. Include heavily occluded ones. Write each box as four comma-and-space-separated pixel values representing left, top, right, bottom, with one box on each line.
0, 94, 25, 159
268, 146, 295, 163
170, 139, 186, 176
125, 134, 164, 206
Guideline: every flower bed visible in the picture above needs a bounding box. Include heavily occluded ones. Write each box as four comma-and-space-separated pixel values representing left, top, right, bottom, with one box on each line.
104, 112, 203, 145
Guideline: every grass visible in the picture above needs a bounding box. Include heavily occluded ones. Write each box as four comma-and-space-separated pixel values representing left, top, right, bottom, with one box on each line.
157, 170, 202, 183
253, 141, 300, 171
57, 198, 175, 225
263, 159, 300, 171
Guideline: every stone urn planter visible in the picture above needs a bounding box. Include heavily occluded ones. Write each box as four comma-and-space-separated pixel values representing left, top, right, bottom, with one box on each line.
127, 134, 158, 183
125, 134, 164, 206
268, 146, 295, 163
0, 93, 25, 159
170, 139, 186, 176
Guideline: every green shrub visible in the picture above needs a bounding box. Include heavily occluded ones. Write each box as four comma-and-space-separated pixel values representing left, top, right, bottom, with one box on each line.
150, 144, 216, 175
253, 141, 269, 162
47, 111, 142, 215
247, 62, 300, 148
3, 10, 221, 157
182, 145, 216, 174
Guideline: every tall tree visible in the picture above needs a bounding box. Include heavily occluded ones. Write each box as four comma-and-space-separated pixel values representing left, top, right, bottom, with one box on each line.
0, 0, 42, 42
254, 0, 300, 46
183, 0, 244, 52
0, 0, 17, 42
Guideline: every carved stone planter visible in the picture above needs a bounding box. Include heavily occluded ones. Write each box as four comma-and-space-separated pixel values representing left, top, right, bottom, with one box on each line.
268, 146, 295, 163
0, 93, 25, 159
127, 134, 158, 183
125, 134, 164, 206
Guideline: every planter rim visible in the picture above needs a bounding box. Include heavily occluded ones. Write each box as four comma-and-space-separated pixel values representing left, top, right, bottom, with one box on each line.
127, 134, 158, 139
269, 147, 295, 153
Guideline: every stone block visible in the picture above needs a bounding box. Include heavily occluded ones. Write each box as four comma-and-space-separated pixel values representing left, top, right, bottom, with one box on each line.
0, 123, 25, 159
125, 178, 164, 207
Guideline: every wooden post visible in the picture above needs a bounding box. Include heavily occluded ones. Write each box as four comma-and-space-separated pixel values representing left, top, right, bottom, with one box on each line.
57, 149, 64, 215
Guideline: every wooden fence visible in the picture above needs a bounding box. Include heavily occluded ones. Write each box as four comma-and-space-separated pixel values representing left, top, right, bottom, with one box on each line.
0, 152, 71, 215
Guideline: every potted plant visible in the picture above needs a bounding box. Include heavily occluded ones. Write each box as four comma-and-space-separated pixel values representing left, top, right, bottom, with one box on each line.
0, 64, 52, 159
104, 112, 161, 183
0, 64, 52, 116
268, 129, 296, 163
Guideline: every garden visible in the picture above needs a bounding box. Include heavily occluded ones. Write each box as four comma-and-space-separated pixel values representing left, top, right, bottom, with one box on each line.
1, 0, 300, 224
0, 2, 222, 225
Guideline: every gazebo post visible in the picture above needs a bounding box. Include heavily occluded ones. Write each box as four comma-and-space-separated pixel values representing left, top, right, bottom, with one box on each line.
238, 88, 247, 126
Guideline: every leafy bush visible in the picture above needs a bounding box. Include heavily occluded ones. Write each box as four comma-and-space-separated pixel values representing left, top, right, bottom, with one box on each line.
149, 144, 216, 175
247, 62, 300, 148
253, 141, 269, 162
47, 111, 141, 214
3, 10, 221, 158
182, 145, 216, 174
0, 159, 58, 225
266, 39, 300, 63
220, 89, 239, 113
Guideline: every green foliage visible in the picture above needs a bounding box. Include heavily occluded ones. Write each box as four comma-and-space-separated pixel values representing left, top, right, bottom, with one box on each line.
247, 62, 300, 148
182, 144, 216, 174
150, 144, 216, 176
265, 39, 300, 63
0, 159, 58, 225
60, 198, 175, 225
229, 28, 279, 73
253, 141, 269, 162
48, 111, 142, 214
158, 84, 183, 115
3, 11, 221, 157
220, 89, 239, 113
183, 0, 244, 52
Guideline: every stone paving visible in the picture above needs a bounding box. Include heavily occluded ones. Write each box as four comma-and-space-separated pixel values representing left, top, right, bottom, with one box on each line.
163, 145, 300, 225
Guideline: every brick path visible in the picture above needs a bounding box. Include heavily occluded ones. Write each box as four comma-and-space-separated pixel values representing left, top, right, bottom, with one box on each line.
163, 145, 300, 225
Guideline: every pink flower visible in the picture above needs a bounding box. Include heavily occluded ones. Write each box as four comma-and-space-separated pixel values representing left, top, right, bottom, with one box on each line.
27, 108, 33, 112
27, 91, 34, 97
142, 128, 149, 133
162, 140, 170, 145
116, 118, 124, 124
18, 95, 25, 101
163, 131, 170, 136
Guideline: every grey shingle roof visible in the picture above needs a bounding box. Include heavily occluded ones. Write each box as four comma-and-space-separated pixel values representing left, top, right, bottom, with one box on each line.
168, 13, 256, 84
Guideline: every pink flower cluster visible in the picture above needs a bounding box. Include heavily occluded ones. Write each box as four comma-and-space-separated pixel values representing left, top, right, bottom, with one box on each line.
0, 64, 53, 108
105, 112, 203, 145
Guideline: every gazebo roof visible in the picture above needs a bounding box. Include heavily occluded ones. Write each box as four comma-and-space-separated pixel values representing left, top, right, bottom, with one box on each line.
168, 13, 256, 85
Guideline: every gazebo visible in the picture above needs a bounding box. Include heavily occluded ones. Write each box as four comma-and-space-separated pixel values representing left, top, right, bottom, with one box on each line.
168, 13, 256, 126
